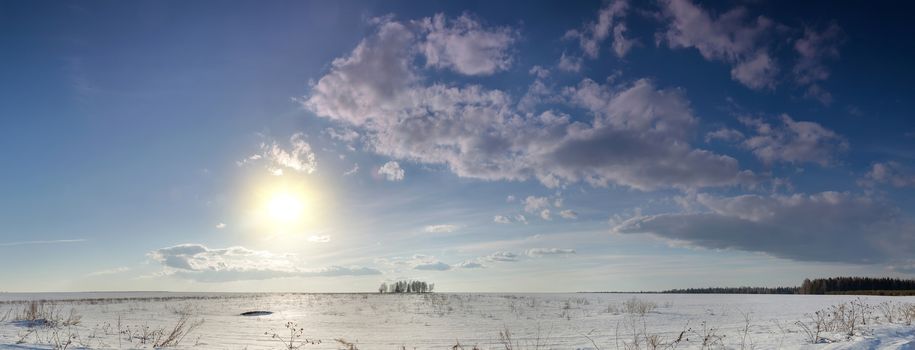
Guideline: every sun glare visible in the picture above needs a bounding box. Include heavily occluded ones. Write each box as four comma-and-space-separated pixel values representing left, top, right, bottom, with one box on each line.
266, 192, 305, 224
251, 182, 317, 235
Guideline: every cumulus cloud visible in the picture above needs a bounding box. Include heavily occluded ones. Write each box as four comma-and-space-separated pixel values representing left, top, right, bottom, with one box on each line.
417, 13, 518, 76
523, 196, 551, 213
518, 77, 554, 113
558, 53, 583, 72
614, 192, 915, 267
215, 223, 227, 229
529, 66, 550, 79
378, 161, 405, 181
557, 78, 756, 189
861, 162, 915, 188
526, 248, 576, 257
794, 23, 843, 105
564, 0, 634, 58
240, 133, 317, 176
740, 114, 848, 166
659, 0, 778, 89
424, 224, 459, 233
559, 209, 578, 219
303, 15, 755, 191
148, 244, 379, 282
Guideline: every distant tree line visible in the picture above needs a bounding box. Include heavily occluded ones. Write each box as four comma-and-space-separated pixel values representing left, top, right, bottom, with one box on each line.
378, 280, 434, 293
664, 286, 799, 294
800, 277, 915, 294
660, 277, 915, 295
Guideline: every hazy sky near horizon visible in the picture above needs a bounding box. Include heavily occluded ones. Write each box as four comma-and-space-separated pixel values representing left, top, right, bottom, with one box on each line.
2, 0, 915, 292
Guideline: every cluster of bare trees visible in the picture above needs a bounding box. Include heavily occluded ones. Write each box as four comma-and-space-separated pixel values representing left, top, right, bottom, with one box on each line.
378, 280, 434, 293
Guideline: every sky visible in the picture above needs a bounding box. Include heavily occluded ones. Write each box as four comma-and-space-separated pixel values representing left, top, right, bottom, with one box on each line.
1, 0, 914, 293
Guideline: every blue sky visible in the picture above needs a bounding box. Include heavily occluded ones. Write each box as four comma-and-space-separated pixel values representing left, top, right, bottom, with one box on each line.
1, 0, 914, 292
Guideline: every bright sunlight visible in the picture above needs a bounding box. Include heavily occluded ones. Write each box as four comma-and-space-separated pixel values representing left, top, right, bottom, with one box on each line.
251, 181, 317, 235
266, 191, 305, 224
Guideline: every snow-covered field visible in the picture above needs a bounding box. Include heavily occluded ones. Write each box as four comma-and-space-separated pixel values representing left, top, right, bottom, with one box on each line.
0, 292, 913, 349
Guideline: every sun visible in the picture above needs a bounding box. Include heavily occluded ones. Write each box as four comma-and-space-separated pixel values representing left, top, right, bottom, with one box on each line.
265, 191, 305, 225
252, 182, 316, 234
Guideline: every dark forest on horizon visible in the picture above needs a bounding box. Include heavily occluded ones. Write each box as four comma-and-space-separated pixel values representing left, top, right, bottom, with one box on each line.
656, 277, 915, 295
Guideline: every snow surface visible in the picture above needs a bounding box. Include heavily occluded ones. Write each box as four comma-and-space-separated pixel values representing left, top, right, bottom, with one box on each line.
0, 293, 913, 349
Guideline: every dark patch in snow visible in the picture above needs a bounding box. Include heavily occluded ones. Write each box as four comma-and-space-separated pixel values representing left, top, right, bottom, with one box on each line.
12, 319, 49, 327
239, 311, 272, 316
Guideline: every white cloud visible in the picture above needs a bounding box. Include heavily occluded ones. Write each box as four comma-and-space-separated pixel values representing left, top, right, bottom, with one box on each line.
730, 50, 778, 90
404, 254, 452, 271
614, 192, 915, 267
659, 0, 778, 89
304, 15, 756, 191
424, 224, 459, 233
861, 162, 915, 188
493, 215, 512, 224
413, 261, 452, 271
215, 223, 227, 229
417, 13, 517, 76
484, 251, 519, 262
794, 23, 843, 105
457, 260, 485, 269
564, 0, 633, 58
539, 209, 552, 220
148, 244, 379, 282
378, 161, 405, 181
559, 209, 578, 219
264, 133, 317, 175
518, 78, 554, 112
526, 248, 576, 257
523, 196, 551, 213
705, 128, 744, 143
529, 65, 550, 79
324, 127, 360, 142
241, 133, 317, 176
302, 19, 416, 126
740, 114, 848, 166
343, 163, 360, 176
558, 52, 583, 72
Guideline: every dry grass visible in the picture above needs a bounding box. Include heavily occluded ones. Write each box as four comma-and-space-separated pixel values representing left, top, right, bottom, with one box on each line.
622, 298, 657, 316
265, 321, 321, 349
